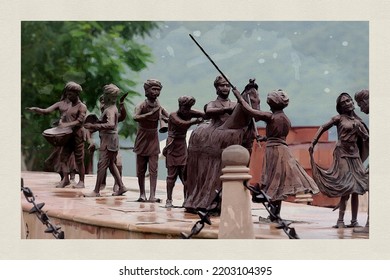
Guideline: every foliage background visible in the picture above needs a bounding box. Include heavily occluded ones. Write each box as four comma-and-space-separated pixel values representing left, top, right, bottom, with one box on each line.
21, 21, 159, 170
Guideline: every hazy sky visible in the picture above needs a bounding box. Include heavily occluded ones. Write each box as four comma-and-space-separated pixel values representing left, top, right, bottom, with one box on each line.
130, 21, 369, 135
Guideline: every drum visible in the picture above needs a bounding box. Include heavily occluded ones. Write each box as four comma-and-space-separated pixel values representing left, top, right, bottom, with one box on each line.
42, 127, 73, 146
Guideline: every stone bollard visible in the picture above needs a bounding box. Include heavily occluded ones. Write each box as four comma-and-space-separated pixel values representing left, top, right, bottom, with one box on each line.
218, 145, 255, 239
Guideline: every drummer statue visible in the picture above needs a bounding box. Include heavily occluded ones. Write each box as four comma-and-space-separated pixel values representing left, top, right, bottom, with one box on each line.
55, 82, 87, 188
26, 86, 78, 186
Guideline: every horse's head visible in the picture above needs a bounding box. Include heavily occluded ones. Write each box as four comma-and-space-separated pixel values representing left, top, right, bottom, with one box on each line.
241, 85, 260, 110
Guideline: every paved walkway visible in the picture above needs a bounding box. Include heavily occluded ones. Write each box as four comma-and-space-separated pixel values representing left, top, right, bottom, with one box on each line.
21, 171, 369, 239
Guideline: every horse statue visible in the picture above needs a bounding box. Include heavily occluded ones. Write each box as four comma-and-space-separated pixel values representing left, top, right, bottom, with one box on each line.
183, 79, 260, 214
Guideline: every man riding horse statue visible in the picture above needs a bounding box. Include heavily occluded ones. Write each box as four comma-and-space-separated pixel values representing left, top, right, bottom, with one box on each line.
183, 76, 260, 214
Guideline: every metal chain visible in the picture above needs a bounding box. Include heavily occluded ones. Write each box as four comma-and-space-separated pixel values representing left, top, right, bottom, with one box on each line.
245, 182, 299, 239
182, 184, 299, 239
181, 211, 211, 239
21, 178, 65, 239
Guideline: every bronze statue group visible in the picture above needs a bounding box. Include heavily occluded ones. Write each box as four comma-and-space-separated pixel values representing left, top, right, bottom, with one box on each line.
27, 77, 369, 231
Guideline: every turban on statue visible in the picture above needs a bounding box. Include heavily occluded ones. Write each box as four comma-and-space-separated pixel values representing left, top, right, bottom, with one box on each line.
143, 79, 163, 91
213, 75, 230, 88
103, 83, 120, 97
267, 89, 289, 109
178, 95, 196, 107
354, 89, 369, 103
64, 81, 82, 93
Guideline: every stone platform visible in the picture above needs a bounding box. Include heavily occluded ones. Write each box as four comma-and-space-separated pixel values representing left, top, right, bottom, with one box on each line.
21, 171, 369, 239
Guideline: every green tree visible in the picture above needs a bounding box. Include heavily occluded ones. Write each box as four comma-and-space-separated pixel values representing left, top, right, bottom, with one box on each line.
21, 21, 160, 171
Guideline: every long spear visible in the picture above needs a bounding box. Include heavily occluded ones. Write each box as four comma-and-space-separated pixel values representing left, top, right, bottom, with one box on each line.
189, 34, 236, 89
189, 34, 262, 147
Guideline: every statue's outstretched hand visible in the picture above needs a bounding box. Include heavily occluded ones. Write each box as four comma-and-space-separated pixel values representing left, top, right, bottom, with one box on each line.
26, 107, 38, 113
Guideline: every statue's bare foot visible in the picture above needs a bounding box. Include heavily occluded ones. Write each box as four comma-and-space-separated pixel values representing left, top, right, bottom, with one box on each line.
332, 221, 346, 228
137, 195, 147, 202
112, 186, 128, 196
56, 180, 70, 188
165, 199, 173, 208
346, 221, 360, 228
83, 191, 100, 197
113, 184, 119, 193
148, 197, 161, 203
73, 181, 85, 189
99, 184, 106, 190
